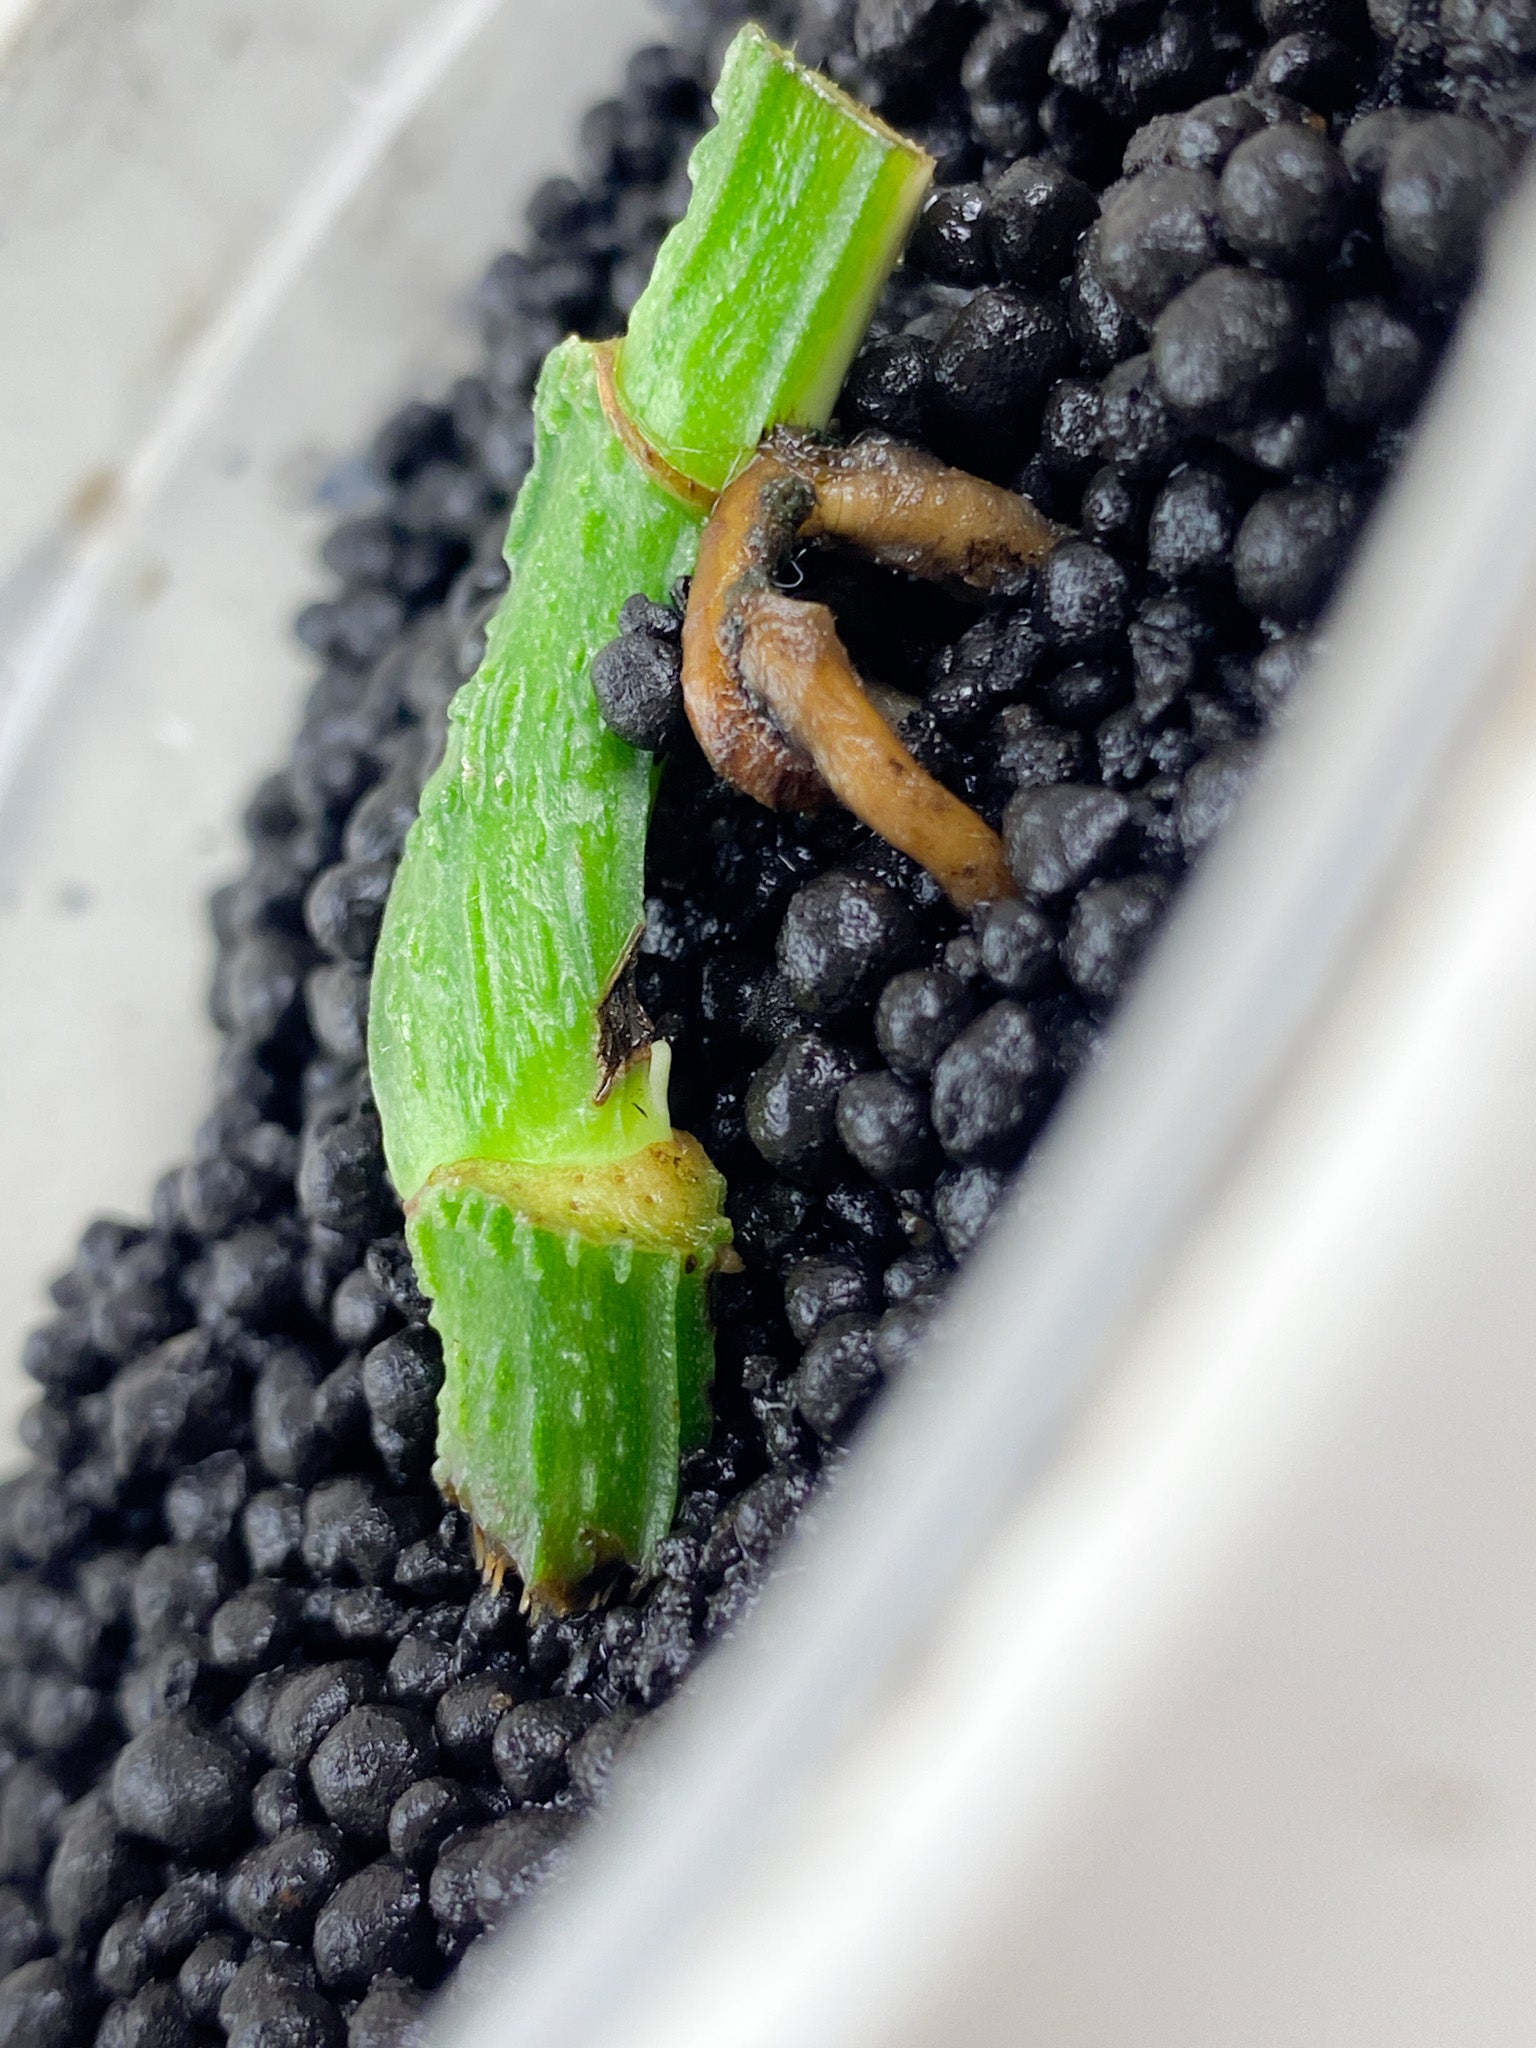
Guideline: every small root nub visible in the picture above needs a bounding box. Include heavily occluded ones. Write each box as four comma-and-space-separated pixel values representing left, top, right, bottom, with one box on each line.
468, 1518, 516, 1598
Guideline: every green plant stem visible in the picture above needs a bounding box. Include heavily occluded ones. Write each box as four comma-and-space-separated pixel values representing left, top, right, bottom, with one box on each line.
368, 25, 932, 1603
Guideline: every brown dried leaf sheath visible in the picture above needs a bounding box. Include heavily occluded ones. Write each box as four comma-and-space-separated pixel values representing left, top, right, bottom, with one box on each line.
681, 431, 1062, 911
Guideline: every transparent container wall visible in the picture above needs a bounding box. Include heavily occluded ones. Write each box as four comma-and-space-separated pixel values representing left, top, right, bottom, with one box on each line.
0, 0, 659, 1454
445, 172, 1536, 2048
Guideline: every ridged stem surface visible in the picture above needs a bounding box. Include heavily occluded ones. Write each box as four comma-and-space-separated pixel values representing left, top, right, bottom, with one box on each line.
368, 28, 932, 1599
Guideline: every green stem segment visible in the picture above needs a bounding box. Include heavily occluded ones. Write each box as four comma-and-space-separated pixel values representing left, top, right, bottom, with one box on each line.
618, 43, 932, 496
368, 26, 932, 1603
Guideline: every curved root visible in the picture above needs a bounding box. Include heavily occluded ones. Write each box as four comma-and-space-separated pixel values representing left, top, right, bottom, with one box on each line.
681, 432, 1062, 911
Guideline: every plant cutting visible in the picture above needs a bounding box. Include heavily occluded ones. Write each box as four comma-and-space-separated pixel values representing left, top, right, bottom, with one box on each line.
370, 26, 936, 1604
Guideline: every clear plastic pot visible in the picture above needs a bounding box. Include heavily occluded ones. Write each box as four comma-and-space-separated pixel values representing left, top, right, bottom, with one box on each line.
5, 10, 1536, 2045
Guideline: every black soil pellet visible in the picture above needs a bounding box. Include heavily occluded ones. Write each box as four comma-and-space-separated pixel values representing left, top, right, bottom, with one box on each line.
588, 609, 684, 751
987, 156, 1099, 283
176, 1935, 242, 2027
1096, 167, 1225, 320
0, 1956, 97, 2048
110, 1713, 251, 1855
311, 1862, 432, 1992
1150, 264, 1307, 430
223, 1825, 348, 1943
1217, 122, 1354, 272
348, 1981, 430, 2048
388, 1776, 477, 1866
835, 1071, 936, 1185
1378, 114, 1514, 296
791, 1314, 883, 1442
874, 966, 976, 1079
309, 1704, 438, 1843
0, 0, 1527, 2034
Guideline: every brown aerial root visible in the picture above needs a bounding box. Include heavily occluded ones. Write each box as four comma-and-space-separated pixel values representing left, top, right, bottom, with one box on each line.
735, 589, 1019, 911
777, 428, 1062, 595
681, 430, 1064, 912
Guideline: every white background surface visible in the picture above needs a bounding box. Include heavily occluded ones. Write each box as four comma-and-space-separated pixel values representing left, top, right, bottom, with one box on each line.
0, 0, 658, 1451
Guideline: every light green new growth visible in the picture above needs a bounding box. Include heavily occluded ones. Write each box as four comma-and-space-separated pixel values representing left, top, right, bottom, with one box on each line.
619, 38, 931, 494
368, 25, 932, 1603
